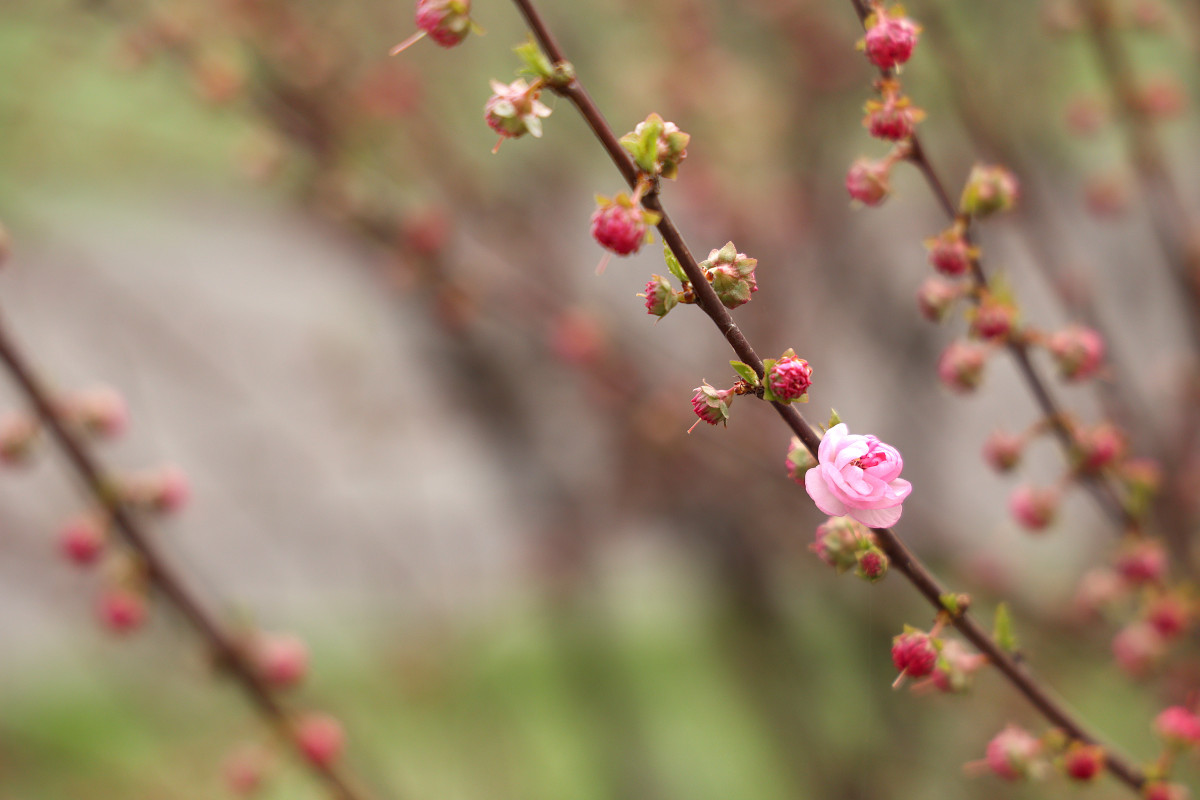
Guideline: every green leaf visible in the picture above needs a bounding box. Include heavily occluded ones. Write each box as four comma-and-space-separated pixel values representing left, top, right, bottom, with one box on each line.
514, 39, 555, 81
939, 593, 960, 615
664, 243, 688, 284
729, 361, 760, 386
824, 409, 843, 431
993, 603, 1017, 653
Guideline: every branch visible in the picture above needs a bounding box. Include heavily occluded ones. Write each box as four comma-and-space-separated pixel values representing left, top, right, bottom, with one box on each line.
0, 315, 380, 800
507, 0, 1147, 791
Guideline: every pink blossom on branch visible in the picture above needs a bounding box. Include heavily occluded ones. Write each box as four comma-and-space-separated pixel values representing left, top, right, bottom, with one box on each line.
804, 423, 912, 528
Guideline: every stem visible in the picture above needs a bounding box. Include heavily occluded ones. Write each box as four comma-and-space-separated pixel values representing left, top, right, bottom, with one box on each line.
0, 316, 377, 800
507, 0, 1147, 791
849, 0, 1141, 536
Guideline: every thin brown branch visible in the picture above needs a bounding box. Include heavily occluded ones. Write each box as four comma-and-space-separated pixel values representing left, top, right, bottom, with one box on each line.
507, 0, 1147, 791
0, 315, 379, 800
846, 0, 1140, 536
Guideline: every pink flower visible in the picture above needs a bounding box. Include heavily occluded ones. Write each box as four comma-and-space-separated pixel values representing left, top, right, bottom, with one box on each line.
296, 714, 345, 767
862, 10, 921, 70
1062, 742, 1105, 782
1009, 485, 1059, 531
1047, 325, 1104, 381
1155, 705, 1200, 746
591, 194, 654, 256
804, 423, 912, 528
845, 157, 891, 206
1112, 622, 1165, 677
766, 355, 813, 402
891, 630, 937, 678
416, 0, 473, 47
982, 431, 1024, 472
59, 513, 107, 566
984, 725, 1043, 780
641, 274, 678, 317
925, 227, 974, 277
254, 633, 310, 689
916, 277, 961, 322
98, 587, 147, 634
937, 340, 988, 392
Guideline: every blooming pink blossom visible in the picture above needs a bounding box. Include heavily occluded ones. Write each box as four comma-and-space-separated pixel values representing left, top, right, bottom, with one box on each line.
804, 423, 912, 528
484, 79, 552, 148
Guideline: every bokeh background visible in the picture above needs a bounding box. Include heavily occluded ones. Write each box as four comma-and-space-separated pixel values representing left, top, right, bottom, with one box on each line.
2, 0, 1200, 798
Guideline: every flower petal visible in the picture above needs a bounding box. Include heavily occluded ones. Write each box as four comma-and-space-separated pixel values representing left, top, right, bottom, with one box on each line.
849, 503, 903, 528
806, 467, 849, 517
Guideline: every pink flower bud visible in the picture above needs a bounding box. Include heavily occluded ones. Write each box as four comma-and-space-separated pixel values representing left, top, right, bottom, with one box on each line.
861, 9, 921, 70
64, 385, 129, 439
1074, 422, 1126, 473
1009, 485, 1059, 531
1061, 742, 1105, 782
1112, 622, 1165, 677
924, 228, 974, 277
0, 411, 39, 465
812, 516, 868, 572
295, 713, 345, 767
640, 274, 679, 318
1134, 75, 1186, 120
1144, 782, 1191, 800
960, 164, 1019, 217
916, 277, 962, 322
983, 725, 1043, 780
1145, 592, 1191, 639
930, 639, 986, 693
856, 547, 889, 581
1047, 325, 1104, 381
1115, 539, 1167, 585
1064, 95, 1108, 137
98, 587, 147, 634
591, 194, 655, 256
785, 437, 817, 484
846, 157, 892, 206
702, 242, 758, 309
223, 745, 270, 795
416, 0, 473, 47
619, 113, 690, 180
969, 299, 1017, 342
766, 355, 813, 402
484, 79, 552, 148
147, 464, 191, 514
937, 340, 988, 392
1155, 705, 1200, 746
891, 630, 938, 679
59, 513, 107, 566
863, 87, 924, 141
1072, 568, 1126, 618
983, 431, 1024, 472
690, 382, 734, 428
254, 633, 310, 689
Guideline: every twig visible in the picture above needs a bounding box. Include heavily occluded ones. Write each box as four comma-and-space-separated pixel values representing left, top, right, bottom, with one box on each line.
0, 315, 379, 800
506, 0, 1147, 791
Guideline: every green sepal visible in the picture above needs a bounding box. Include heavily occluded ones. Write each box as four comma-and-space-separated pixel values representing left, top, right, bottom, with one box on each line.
823, 408, 843, 431
729, 361, 760, 387
993, 603, 1018, 653
514, 39, 555, 82
664, 243, 688, 284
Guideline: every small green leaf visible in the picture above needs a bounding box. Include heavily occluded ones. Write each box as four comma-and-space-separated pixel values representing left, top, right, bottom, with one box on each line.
824, 409, 843, 431
514, 39, 555, 81
729, 361, 760, 386
939, 593, 960, 615
664, 243, 688, 284
994, 603, 1018, 653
